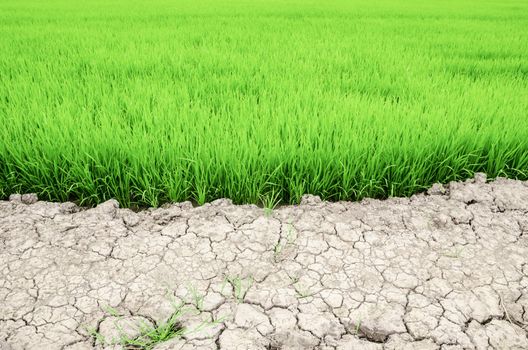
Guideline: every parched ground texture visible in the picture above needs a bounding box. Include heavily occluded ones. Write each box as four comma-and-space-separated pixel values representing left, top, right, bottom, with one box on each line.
1, 174, 528, 350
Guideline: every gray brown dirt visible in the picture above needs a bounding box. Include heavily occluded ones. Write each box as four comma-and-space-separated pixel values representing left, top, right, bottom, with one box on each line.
1, 174, 528, 349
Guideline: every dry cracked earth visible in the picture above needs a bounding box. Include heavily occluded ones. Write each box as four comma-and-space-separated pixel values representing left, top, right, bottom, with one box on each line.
1, 174, 528, 350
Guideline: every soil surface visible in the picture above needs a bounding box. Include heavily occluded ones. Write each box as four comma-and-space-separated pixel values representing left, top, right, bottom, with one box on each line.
1, 174, 528, 350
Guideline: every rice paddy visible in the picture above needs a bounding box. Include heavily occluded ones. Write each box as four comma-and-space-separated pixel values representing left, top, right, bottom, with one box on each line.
1, 0, 527, 207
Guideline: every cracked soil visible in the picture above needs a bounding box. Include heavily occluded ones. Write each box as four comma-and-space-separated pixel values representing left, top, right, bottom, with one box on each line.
1, 174, 528, 349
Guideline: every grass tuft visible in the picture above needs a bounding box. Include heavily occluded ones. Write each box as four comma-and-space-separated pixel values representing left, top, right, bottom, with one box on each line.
89, 301, 224, 349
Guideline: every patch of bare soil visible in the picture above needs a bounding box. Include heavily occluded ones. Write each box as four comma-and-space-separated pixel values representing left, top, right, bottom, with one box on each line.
1, 174, 527, 349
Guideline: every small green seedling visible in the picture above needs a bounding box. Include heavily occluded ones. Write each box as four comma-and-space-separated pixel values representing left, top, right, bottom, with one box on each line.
293, 282, 314, 299
260, 190, 281, 216
88, 301, 210, 349
273, 239, 284, 261
289, 276, 300, 284
224, 275, 254, 303
86, 326, 106, 346
184, 314, 228, 338
187, 284, 204, 311
354, 319, 362, 335
103, 305, 121, 317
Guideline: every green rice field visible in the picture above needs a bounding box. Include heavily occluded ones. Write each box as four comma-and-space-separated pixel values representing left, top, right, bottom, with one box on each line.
1, 0, 527, 207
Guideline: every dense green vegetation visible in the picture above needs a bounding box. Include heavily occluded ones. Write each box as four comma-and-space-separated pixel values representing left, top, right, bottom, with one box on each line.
1, 0, 527, 207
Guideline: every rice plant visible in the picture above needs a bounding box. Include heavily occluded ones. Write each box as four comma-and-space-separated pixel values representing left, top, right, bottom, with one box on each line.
1, 0, 527, 207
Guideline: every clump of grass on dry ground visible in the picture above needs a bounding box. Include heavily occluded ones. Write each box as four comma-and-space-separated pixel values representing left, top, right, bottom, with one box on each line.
1, 0, 527, 207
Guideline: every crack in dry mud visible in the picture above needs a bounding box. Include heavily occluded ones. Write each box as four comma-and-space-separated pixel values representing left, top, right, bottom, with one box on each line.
1, 174, 528, 349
